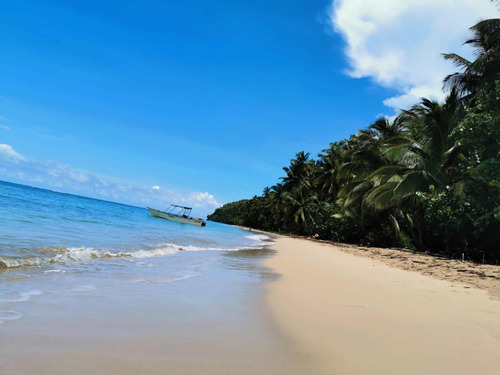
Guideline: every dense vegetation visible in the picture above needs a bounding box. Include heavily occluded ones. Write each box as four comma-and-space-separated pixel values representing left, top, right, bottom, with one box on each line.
209, 17, 500, 263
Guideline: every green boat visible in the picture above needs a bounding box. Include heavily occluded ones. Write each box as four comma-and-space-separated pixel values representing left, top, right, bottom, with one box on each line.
147, 205, 206, 226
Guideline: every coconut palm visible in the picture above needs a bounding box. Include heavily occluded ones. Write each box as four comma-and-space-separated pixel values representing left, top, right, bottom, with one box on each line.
283, 186, 318, 233
267, 183, 285, 210
337, 115, 407, 210
315, 143, 344, 200
443, 18, 500, 99
364, 90, 464, 211
281, 151, 313, 191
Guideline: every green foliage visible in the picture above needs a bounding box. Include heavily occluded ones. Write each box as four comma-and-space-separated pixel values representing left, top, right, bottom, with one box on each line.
207, 200, 250, 225
209, 18, 500, 264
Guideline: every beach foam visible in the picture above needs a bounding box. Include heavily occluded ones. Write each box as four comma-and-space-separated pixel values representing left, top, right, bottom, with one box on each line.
0, 310, 23, 325
245, 234, 272, 242
0, 240, 267, 270
131, 272, 200, 284
0, 289, 43, 305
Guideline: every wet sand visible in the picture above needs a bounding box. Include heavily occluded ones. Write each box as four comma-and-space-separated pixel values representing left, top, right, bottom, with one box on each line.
0, 249, 304, 375
265, 236, 500, 374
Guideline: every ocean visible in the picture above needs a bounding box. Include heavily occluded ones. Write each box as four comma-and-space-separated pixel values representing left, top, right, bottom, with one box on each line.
0, 180, 273, 325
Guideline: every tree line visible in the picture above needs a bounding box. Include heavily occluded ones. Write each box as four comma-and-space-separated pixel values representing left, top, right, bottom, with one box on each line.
208, 16, 500, 263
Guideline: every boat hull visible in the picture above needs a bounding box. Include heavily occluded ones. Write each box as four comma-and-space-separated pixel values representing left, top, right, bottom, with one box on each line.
147, 207, 206, 226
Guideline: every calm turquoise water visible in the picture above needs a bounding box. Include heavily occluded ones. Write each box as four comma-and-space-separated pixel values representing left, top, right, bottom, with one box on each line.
0, 180, 272, 324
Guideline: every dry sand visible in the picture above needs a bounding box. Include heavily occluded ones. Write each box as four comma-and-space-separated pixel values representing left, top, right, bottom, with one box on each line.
329, 241, 500, 299
265, 236, 500, 374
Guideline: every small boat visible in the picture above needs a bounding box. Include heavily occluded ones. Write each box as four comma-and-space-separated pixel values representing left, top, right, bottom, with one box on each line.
147, 205, 206, 226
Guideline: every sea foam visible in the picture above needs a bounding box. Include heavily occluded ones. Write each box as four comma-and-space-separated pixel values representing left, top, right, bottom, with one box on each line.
0, 310, 23, 325
0, 242, 245, 269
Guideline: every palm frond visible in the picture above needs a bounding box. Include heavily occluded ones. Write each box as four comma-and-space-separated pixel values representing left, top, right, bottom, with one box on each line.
393, 171, 433, 198
442, 53, 471, 69
442, 144, 462, 170
363, 184, 397, 210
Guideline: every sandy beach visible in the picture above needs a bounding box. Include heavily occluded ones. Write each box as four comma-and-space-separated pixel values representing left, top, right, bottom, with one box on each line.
265, 236, 500, 374
3, 1, 499, 374
2, 232, 500, 374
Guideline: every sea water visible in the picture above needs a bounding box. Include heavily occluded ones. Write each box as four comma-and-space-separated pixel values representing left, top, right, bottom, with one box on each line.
0, 180, 273, 325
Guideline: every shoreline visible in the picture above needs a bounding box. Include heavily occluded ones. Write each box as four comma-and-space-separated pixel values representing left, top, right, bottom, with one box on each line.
0, 247, 300, 375
233, 224, 500, 299
2, 227, 499, 374
264, 236, 500, 374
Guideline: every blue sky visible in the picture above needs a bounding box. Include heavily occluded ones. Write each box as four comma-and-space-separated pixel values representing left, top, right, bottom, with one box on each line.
0, 0, 497, 215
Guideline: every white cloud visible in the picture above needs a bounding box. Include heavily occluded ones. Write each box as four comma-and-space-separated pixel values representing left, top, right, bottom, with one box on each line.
1, 125, 10, 131
0, 144, 26, 163
0, 144, 220, 216
330, 0, 498, 113
188, 192, 221, 210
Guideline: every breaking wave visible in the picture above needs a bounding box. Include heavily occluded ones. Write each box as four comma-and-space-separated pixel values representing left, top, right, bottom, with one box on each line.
245, 234, 273, 243
0, 243, 244, 269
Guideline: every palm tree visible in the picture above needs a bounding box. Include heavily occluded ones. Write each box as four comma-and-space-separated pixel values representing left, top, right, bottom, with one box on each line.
315, 143, 343, 200
267, 183, 285, 209
363, 90, 464, 211
443, 18, 500, 99
283, 186, 318, 233
281, 151, 313, 191
338, 115, 406, 210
